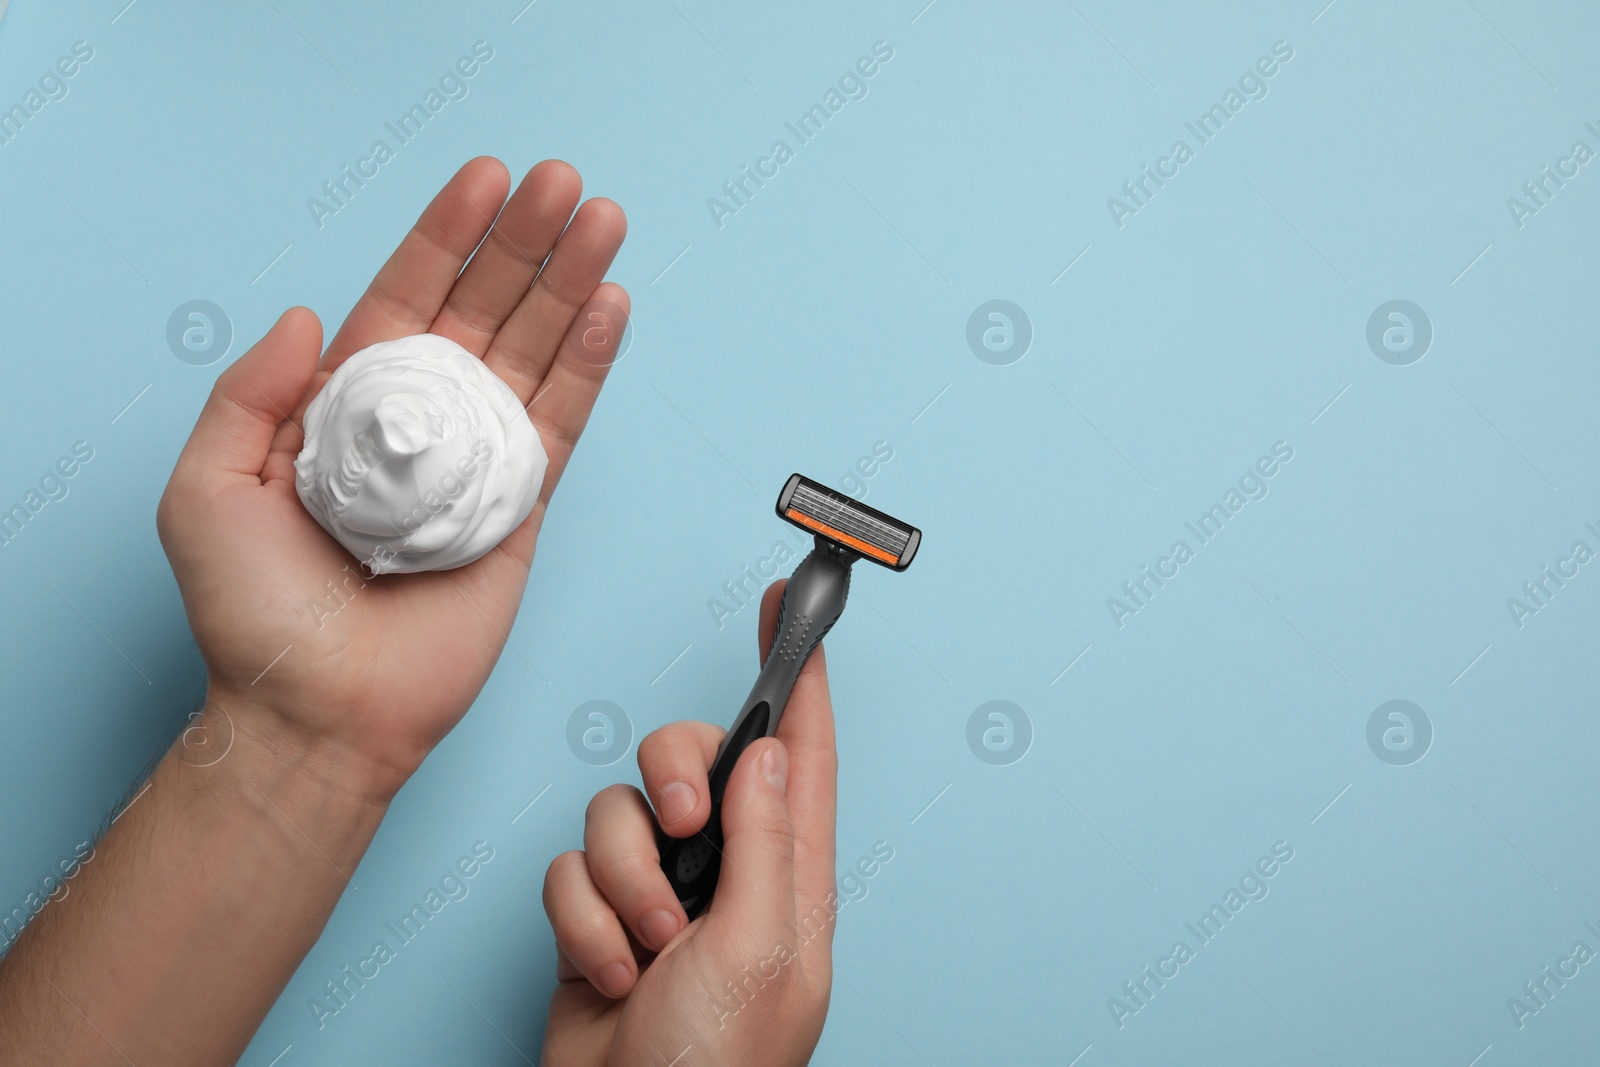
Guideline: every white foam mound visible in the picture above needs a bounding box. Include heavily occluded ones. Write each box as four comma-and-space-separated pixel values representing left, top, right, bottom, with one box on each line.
294, 333, 545, 574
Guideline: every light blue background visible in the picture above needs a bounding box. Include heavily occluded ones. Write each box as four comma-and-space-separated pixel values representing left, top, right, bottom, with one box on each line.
3, 1, 1598, 1063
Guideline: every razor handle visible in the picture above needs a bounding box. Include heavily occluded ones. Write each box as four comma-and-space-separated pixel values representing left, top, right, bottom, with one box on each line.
657, 538, 853, 919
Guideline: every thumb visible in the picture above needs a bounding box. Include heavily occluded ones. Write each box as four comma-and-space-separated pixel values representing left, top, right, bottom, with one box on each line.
705, 737, 796, 941
175, 306, 322, 484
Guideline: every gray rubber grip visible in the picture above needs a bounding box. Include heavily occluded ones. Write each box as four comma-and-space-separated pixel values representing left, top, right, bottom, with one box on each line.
657, 539, 852, 917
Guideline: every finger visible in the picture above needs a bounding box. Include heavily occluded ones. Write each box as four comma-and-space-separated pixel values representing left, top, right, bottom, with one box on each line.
705, 737, 795, 940
430, 160, 583, 356
526, 282, 630, 502
261, 367, 331, 486
452, 276, 624, 565
542, 850, 637, 998
173, 307, 322, 486
321, 156, 511, 370
583, 785, 690, 953
483, 196, 627, 403
758, 580, 839, 921
637, 720, 725, 837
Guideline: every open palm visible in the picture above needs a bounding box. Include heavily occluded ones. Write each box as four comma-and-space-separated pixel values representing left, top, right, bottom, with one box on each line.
158, 157, 628, 786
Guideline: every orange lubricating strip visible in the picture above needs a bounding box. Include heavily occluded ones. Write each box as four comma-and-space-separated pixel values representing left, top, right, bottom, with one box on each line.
785, 508, 900, 565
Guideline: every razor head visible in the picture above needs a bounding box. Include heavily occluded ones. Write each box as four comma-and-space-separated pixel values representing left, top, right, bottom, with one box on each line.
776, 474, 920, 571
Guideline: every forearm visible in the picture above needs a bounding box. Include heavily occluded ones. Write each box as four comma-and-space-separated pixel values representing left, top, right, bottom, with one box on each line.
0, 697, 397, 1066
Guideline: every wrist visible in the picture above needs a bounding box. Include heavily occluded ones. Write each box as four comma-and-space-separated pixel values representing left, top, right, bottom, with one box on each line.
188, 684, 411, 812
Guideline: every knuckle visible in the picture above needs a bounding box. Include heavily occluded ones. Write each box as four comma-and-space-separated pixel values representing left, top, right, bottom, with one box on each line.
585, 783, 639, 823
751, 962, 798, 1002
440, 294, 502, 342
634, 729, 669, 769
550, 905, 610, 951
796, 736, 838, 778
587, 835, 652, 890
487, 224, 538, 264
537, 264, 590, 309
542, 850, 587, 904
754, 808, 796, 856
636, 724, 698, 775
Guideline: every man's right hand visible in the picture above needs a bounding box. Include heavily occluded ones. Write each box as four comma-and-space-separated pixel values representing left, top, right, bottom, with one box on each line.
541, 579, 839, 1067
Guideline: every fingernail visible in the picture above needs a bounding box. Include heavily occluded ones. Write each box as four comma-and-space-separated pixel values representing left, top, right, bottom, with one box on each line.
761, 742, 788, 793
658, 781, 697, 822
640, 908, 680, 951
597, 962, 632, 998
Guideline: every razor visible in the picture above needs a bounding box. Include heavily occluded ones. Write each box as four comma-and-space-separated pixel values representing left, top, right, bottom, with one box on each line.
658, 474, 921, 919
